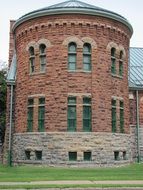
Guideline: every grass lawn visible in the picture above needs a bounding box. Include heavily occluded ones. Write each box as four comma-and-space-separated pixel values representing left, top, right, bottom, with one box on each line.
0, 163, 142, 182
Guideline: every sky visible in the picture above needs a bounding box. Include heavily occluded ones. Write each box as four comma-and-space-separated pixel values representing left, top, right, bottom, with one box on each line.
0, 0, 143, 65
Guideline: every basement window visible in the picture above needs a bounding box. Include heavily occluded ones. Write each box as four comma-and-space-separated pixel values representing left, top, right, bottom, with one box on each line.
25, 150, 31, 160
84, 151, 91, 161
123, 151, 127, 160
114, 151, 119, 161
68, 152, 77, 161
35, 151, 42, 160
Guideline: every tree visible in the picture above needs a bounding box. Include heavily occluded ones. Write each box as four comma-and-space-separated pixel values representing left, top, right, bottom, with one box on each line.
0, 68, 7, 144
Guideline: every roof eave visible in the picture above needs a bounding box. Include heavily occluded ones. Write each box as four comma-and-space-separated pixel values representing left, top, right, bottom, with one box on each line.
129, 86, 143, 91
12, 8, 133, 34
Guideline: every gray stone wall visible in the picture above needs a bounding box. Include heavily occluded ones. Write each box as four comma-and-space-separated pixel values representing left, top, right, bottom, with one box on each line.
12, 132, 132, 166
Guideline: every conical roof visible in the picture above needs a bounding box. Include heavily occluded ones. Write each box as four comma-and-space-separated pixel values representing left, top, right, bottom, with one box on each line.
13, 0, 133, 33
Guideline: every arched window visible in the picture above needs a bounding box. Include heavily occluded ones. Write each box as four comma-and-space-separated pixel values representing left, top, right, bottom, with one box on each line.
119, 50, 123, 76
29, 46, 35, 73
68, 42, 77, 71
39, 44, 46, 72
83, 43, 91, 71
111, 47, 116, 74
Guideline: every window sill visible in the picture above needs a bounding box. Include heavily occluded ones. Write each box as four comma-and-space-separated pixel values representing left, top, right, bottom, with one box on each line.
68, 70, 91, 73
29, 71, 46, 76
111, 74, 123, 79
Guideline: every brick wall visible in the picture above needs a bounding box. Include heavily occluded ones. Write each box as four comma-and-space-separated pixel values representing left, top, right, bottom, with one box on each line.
13, 14, 131, 134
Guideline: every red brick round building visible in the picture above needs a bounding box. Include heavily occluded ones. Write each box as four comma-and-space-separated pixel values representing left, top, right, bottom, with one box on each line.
6, 0, 133, 165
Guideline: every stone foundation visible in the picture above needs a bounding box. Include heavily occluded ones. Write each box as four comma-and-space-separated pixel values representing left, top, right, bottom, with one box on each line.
12, 132, 132, 166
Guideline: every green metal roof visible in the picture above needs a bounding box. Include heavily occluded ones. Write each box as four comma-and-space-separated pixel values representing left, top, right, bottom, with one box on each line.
129, 47, 143, 89
12, 0, 133, 34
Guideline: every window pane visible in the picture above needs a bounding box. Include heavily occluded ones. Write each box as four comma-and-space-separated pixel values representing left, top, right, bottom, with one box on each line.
84, 151, 91, 161
111, 58, 116, 74
69, 63, 76, 70
68, 97, 76, 104
69, 152, 77, 161
29, 47, 34, 56
35, 151, 42, 160
83, 55, 91, 63
38, 106, 45, 132
68, 106, 76, 118
83, 63, 91, 71
39, 98, 45, 104
112, 107, 116, 132
83, 97, 91, 104
30, 57, 35, 73
119, 61, 123, 76
120, 51, 123, 59
69, 55, 76, 62
28, 98, 34, 106
68, 43, 76, 52
39, 44, 46, 54
111, 48, 115, 57
27, 107, 33, 132
83, 44, 91, 53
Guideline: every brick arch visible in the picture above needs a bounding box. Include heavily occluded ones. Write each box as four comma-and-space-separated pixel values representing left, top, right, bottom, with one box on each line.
26, 41, 37, 51
37, 39, 52, 48
81, 37, 97, 49
118, 45, 126, 59
62, 36, 83, 48
106, 41, 118, 52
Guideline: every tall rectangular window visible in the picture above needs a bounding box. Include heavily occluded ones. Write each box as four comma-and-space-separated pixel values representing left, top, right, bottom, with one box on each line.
120, 101, 124, 133
119, 61, 123, 76
111, 48, 116, 74
83, 43, 91, 71
111, 99, 116, 133
39, 44, 46, 72
119, 50, 123, 76
29, 46, 35, 74
68, 43, 77, 71
83, 97, 91, 132
40, 55, 46, 72
29, 57, 35, 73
38, 97, 45, 132
27, 98, 34, 132
67, 97, 76, 131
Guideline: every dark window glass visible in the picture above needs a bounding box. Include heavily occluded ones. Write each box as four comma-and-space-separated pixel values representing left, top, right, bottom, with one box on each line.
68, 97, 76, 131
83, 43, 91, 71
83, 97, 91, 132
68, 42, 77, 71
112, 99, 116, 133
84, 151, 91, 161
69, 152, 77, 161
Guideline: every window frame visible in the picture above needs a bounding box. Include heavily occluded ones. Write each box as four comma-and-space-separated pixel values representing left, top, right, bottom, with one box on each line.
111, 99, 116, 133
83, 151, 92, 161
27, 98, 34, 132
111, 47, 116, 74
68, 42, 77, 71
29, 46, 35, 74
119, 51, 123, 77
120, 100, 124, 133
67, 97, 77, 131
38, 97, 45, 132
39, 44, 46, 72
83, 43, 91, 71
83, 97, 92, 132
68, 152, 77, 161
